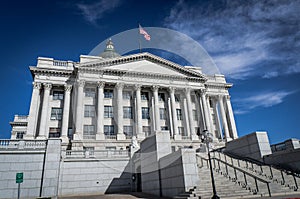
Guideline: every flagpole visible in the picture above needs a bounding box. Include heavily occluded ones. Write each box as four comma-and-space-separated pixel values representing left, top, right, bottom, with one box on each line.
138, 23, 142, 53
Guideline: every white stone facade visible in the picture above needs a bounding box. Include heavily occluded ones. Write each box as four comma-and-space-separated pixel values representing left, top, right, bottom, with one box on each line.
10, 40, 238, 150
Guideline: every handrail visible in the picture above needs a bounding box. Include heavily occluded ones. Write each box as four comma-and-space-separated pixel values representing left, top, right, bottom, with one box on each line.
216, 151, 299, 191
198, 155, 271, 197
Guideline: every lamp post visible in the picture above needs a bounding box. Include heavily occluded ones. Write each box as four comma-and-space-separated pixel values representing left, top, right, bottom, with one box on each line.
202, 130, 220, 199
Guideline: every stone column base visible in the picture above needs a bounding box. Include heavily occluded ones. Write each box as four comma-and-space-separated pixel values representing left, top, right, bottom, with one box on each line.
73, 133, 82, 140
36, 136, 46, 140
24, 135, 35, 140
191, 134, 199, 141
96, 134, 105, 140
137, 133, 145, 140
60, 136, 69, 143
226, 137, 233, 142
117, 134, 126, 140
174, 134, 182, 140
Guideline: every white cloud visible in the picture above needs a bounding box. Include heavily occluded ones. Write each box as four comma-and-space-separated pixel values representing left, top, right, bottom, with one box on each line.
77, 0, 122, 25
233, 90, 295, 114
164, 0, 300, 79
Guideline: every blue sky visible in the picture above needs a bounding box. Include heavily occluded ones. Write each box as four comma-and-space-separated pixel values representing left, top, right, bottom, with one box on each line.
0, 0, 299, 144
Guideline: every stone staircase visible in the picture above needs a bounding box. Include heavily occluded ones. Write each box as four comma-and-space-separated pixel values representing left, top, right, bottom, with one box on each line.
174, 151, 300, 199
215, 152, 300, 195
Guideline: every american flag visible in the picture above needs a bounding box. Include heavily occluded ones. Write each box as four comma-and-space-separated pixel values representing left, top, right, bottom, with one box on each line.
139, 25, 151, 41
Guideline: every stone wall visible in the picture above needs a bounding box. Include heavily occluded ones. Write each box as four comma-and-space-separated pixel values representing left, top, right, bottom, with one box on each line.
59, 158, 132, 196
0, 140, 47, 199
160, 148, 199, 197
225, 131, 272, 161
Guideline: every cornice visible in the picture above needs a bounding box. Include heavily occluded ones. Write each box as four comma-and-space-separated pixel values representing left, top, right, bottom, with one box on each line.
30, 67, 74, 77
205, 82, 232, 89
77, 52, 207, 80
78, 67, 206, 83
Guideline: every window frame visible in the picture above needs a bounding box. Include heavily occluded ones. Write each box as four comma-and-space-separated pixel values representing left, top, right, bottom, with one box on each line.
142, 107, 150, 119
84, 105, 95, 117
50, 108, 63, 120
53, 90, 64, 100
123, 106, 133, 119
104, 106, 114, 118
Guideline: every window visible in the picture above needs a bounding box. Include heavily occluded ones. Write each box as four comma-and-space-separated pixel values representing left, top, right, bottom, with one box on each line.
175, 94, 180, 102
178, 127, 185, 135
159, 108, 167, 120
158, 93, 165, 102
104, 89, 114, 98
161, 126, 168, 131
123, 107, 132, 119
176, 109, 182, 120
123, 91, 131, 100
192, 110, 197, 121
141, 92, 149, 100
51, 108, 62, 120
209, 99, 213, 108
142, 107, 150, 119
84, 105, 95, 117
124, 126, 133, 138
142, 126, 151, 136
104, 125, 115, 135
49, 128, 60, 138
104, 106, 114, 118
85, 87, 96, 98
16, 132, 25, 139
53, 91, 64, 100
83, 125, 95, 139
195, 127, 200, 136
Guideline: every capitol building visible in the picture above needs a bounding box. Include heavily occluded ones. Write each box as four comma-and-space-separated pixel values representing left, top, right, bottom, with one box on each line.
3, 39, 300, 199
10, 39, 238, 150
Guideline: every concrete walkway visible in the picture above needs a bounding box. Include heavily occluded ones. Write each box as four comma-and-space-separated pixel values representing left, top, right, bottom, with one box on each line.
58, 192, 169, 199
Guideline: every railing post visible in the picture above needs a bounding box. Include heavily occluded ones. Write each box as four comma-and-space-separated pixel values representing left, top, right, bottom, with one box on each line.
269, 166, 273, 179
293, 175, 298, 190
238, 159, 240, 167
267, 182, 271, 197
243, 172, 247, 186
254, 177, 259, 193
234, 168, 237, 181
281, 170, 285, 185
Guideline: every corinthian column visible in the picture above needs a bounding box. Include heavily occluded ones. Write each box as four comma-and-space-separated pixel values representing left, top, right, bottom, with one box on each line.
38, 83, 52, 139
135, 85, 144, 140
116, 83, 126, 140
169, 87, 179, 139
26, 82, 41, 139
61, 84, 72, 143
96, 81, 105, 140
200, 89, 212, 133
218, 95, 231, 141
185, 88, 198, 140
225, 95, 238, 139
152, 86, 160, 132
74, 80, 85, 140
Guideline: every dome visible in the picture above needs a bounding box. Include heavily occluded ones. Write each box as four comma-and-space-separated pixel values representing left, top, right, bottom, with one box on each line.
98, 39, 121, 59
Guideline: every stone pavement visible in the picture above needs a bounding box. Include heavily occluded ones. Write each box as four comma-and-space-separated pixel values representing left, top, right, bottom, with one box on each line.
58, 192, 169, 199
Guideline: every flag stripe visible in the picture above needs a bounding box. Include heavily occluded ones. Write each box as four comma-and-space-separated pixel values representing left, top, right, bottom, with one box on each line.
139, 25, 151, 41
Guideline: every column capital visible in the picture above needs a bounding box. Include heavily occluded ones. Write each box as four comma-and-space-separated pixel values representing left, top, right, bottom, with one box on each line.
77, 80, 85, 87
64, 84, 72, 92
33, 82, 42, 90
218, 95, 225, 100
43, 83, 52, 90
225, 95, 231, 100
134, 84, 141, 91
115, 82, 124, 89
152, 85, 159, 92
184, 87, 191, 94
97, 81, 105, 88
200, 88, 207, 95
168, 87, 175, 93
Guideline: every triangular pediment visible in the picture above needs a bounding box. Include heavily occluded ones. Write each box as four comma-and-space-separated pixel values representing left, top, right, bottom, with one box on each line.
79, 53, 205, 79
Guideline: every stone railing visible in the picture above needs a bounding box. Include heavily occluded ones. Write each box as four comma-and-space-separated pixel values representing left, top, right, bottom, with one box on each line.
64, 149, 130, 159
37, 57, 73, 68
53, 60, 68, 66
13, 115, 28, 122
0, 139, 47, 150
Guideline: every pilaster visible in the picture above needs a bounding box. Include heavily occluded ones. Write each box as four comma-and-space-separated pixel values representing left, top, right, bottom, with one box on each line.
74, 80, 85, 140
116, 83, 126, 140
96, 81, 105, 140
169, 87, 179, 140
37, 83, 52, 139
26, 82, 41, 139
60, 84, 72, 143
152, 85, 160, 132
135, 84, 144, 140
